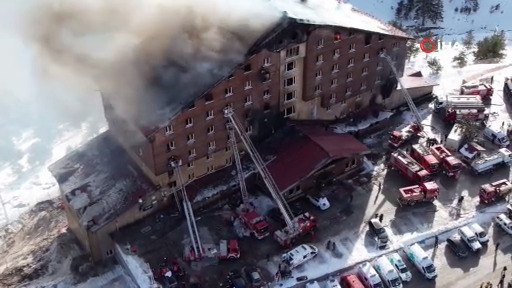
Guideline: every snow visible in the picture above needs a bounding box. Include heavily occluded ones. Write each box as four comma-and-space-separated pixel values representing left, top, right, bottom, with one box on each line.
69, 191, 90, 210
331, 111, 394, 134
115, 244, 156, 288
269, 0, 408, 38
72, 266, 137, 288
359, 157, 375, 174
249, 195, 277, 216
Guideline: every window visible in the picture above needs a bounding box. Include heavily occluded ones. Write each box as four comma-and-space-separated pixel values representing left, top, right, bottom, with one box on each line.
349, 43, 356, 52
316, 54, 324, 63
315, 70, 323, 78
225, 87, 233, 96
364, 33, 372, 46
330, 93, 336, 103
333, 49, 340, 58
341, 99, 346, 105
348, 30, 355, 37
204, 93, 213, 102
188, 173, 194, 180
244, 95, 252, 105
138, 148, 143, 156
348, 58, 354, 67
285, 91, 296, 102
314, 84, 322, 93
228, 74, 234, 79
226, 157, 233, 165
263, 89, 270, 98
188, 103, 195, 109
284, 77, 296, 87
245, 80, 252, 89
263, 103, 271, 112
364, 53, 370, 61
393, 42, 399, 48
169, 181, 177, 188
347, 72, 353, 81
164, 125, 173, 135
378, 34, 384, 42
206, 110, 214, 119
286, 61, 296, 72
376, 75, 382, 83
346, 87, 352, 94
225, 103, 233, 110
356, 95, 361, 100
286, 46, 300, 58
334, 32, 342, 42
264, 57, 271, 66
331, 79, 338, 87
207, 154, 213, 161
166, 141, 175, 152
244, 64, 251, 73
185, 117, 193, 127
207, 126, 215, 134
187, 133, 195, 142
187, 160, 195, 168
188, 149, 196, 157
284, 106, 295, 117
246, 125, 253, 134
332, 64, 339, 73
362, 67, 368, 75
106, 249, 114, 257
361, 81, 367, 89
208, 141, 216, 150
317, 38, 324, 48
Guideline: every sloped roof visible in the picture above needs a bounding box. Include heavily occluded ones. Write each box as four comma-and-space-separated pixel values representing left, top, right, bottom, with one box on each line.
266, 128, 369, 191
48, 131, 155, 232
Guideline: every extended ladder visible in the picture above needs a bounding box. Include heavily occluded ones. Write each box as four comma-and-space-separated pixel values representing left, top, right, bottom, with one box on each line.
227, 123, 249, 205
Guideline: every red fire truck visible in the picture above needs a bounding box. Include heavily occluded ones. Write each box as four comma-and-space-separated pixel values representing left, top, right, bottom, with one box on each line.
239, 210, 269, 239
388, 150, 434, 184
410, 144, 440, 173
434, 95, 487, 124
388, 123, 423, 147
429, 145, 463, 178
398, 182, 440, 206
460, 82, 493, 100
479, 179, 512, 203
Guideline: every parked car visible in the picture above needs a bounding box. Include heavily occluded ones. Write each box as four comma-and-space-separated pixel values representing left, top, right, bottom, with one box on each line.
458, 226, 482, 252
244, 267, 264, 288
388, 253, 412, 282
268, 202, 305, 225
228, 269, 247, 288
325, 276, 342, 288
446, 235, 469, 258
368, 218, 389, 248
306, 195, 331, 210
469, 223, 489, 244
282, 244, 318, 269
495, 214, 512, 234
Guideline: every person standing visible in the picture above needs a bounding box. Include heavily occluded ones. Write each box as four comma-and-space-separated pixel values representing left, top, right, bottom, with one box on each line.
379, 214, 384, 223
434, 235, 439, 248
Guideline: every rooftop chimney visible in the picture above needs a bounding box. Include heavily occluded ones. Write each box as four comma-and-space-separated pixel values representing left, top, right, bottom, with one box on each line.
300, 0, 307, 3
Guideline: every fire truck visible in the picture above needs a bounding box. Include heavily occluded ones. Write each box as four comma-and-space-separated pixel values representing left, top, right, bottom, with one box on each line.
479, 179, 512, 204
224, 108, 316, 248
227, 124, 270, 239
410, 144, 440, 173
429, 145, 463, 178
460, 82, 493, 100
434, 95, 488, 124
388, 123, 423, 147
398, 182, 440, 206
469, 148, 512, 174
388, 149, 434, 184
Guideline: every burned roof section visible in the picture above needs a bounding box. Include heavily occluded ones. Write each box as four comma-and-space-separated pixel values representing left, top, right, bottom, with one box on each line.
48, 132, 156, 232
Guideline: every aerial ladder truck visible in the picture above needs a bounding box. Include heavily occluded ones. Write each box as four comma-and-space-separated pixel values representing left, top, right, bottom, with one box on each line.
224, 108, 316, 248
227, 123, 270, 239
381, 53, 425, 147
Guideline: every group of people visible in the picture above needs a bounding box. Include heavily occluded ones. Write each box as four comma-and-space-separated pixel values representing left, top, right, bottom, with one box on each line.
480, 266, 512, 288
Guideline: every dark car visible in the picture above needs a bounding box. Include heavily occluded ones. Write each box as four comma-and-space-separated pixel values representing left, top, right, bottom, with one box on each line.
245, 267, 264, 287
228, 269, 247, 288
368, 219, 389, 248
268, 202, 305, 225
447, 235, 469, 258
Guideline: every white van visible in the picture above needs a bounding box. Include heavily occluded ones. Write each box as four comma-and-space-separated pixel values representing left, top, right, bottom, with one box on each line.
403, 243, 437, 279
357, 262, 384, 288
388, 253, 412, 282
281, 244, 318, 269
469, 223, 489, 244
373, 256, 403, 288
484, 125, 510, 147
458, 226, 482, 252
495, 214, 512, 235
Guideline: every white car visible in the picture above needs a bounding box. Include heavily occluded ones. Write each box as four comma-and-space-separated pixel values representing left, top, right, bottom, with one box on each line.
469, 223, 489, 244
388, 253, 412, 282
458, 226, 482, 252
325, 277, 342, 288
307, 195, 330, 210
495, 214, 512, 235
282, 244, 318, 269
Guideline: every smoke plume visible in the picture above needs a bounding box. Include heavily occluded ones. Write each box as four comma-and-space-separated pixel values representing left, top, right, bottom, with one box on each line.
24, 0, 282, 127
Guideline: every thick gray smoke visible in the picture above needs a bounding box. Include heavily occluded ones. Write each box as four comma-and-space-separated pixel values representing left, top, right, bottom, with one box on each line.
24, 0, 282, 127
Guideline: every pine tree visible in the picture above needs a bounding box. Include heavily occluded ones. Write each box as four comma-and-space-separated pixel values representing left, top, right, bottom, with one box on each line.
471, 0, 479, 13
462, 30, 475, 50
406, 39, 420, 60
427, 57, 443, 74
414, 0, 444, 25
431, 0, 444, 24
452, 51, 468, 68
474, 32, 507, 61
403, 0, 415, 20
395, 0, 405, 19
